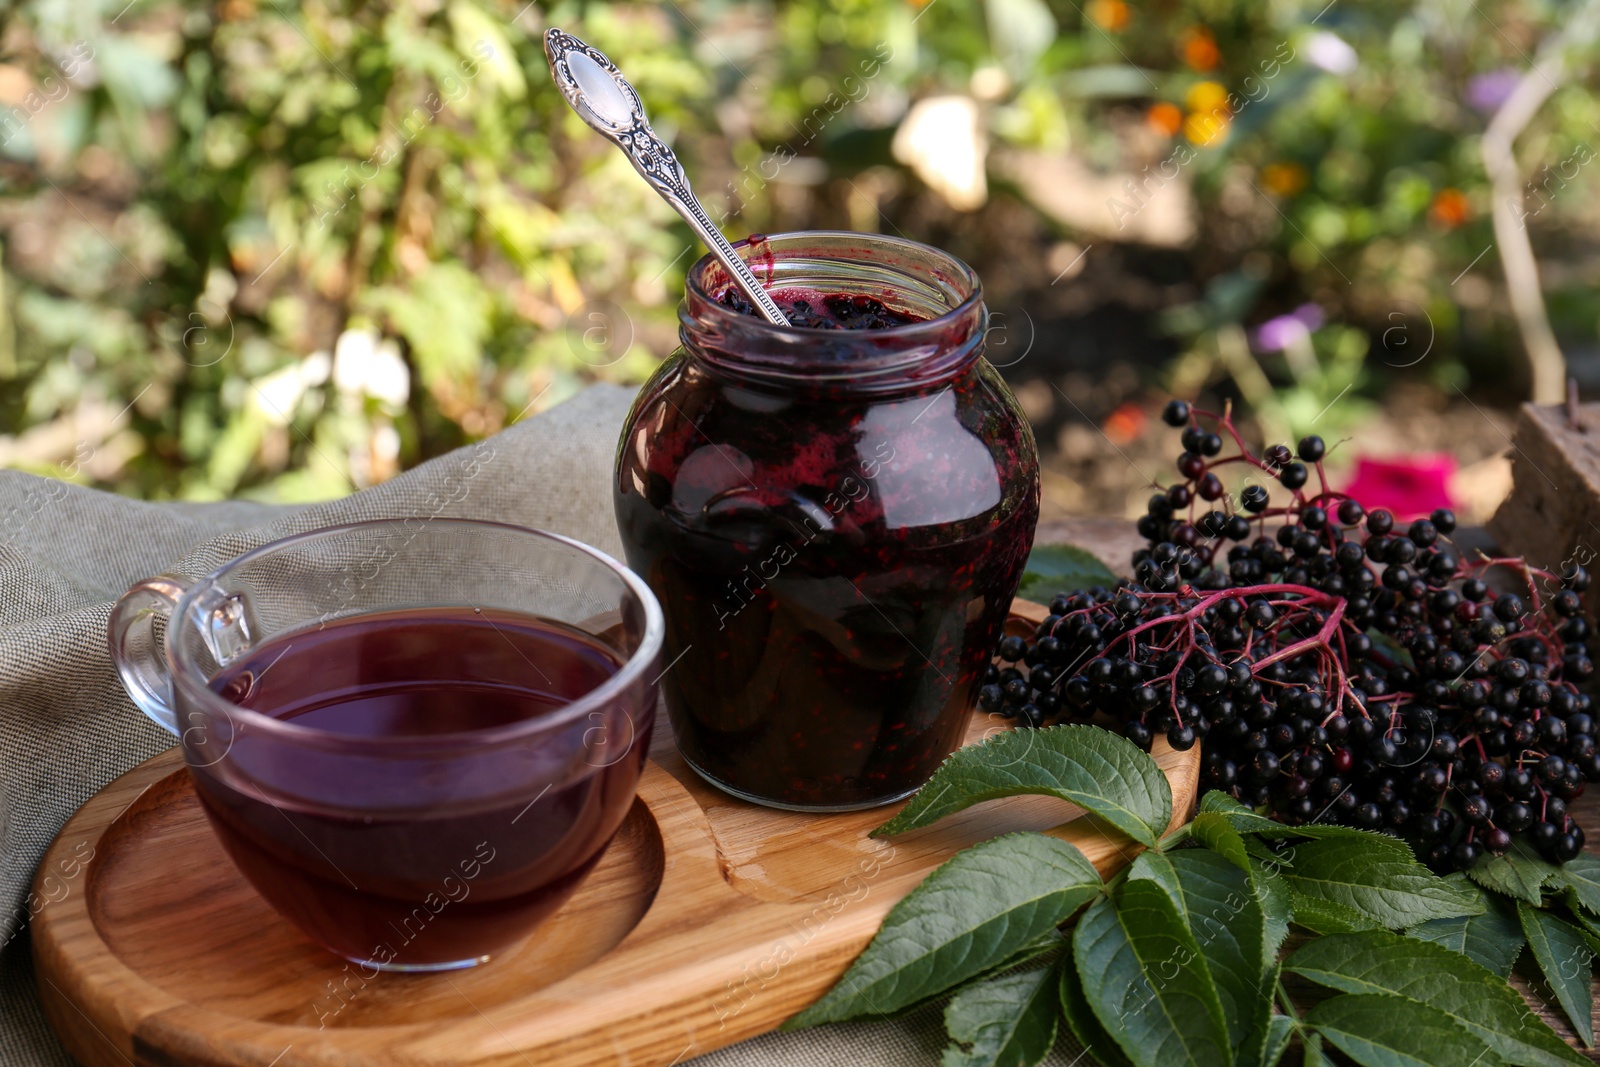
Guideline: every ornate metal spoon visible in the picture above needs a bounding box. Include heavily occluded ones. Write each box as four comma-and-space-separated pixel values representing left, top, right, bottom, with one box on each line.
544, 28, 790, 326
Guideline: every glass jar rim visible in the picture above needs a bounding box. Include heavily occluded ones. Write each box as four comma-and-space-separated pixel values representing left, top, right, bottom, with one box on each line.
685, 230, 982, 333
681, 230, 986, 390
166, 518, 665, 754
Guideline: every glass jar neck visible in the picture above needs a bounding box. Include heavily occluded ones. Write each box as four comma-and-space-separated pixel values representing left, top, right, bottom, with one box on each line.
679, 231, 986, 396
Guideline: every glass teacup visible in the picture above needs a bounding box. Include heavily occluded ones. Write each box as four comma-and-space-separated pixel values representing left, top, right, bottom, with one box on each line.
108, 519, 663, 972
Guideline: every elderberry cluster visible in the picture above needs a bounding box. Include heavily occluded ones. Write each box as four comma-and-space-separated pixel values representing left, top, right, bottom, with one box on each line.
981, 399, 1600, 870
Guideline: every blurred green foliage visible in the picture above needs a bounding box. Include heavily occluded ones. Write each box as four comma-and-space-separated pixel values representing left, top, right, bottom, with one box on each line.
0, 0, 1595, 499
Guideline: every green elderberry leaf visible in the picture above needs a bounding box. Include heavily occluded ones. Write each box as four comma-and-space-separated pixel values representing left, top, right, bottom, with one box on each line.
1016, 543, 1118, 604
1518, 902, 1596, 1047
1468, 837, 1561, 905
1072, 879, 1232, 1067
1248, 858, 1292, 973
1195, 794, 1415, 855
1279, 836, 1484, 929
874, 725, 1172, 848
1256, 1013, 1295, 1067
1059, 952, 1135, 1067
1289, 890, 1384, 935
787, 833, 1101, 1028
1287, 928, 1589, 1067
1549, 853, 1600, 917
1235, 961, 1289, 1067
1191, 811, 1253, 870
939, 961, 1061, 1067
1405, 881, 1525, 978
1305, 994, 1505, 1067
1128, 849, 1268, 1049
1199, 790, 1280, 833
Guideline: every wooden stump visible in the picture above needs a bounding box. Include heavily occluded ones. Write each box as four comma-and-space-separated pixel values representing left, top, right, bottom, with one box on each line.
1488, 400, 1600, 577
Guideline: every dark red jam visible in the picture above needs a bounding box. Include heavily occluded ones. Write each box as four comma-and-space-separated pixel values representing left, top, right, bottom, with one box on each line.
716, 287, 924, 330
614, 232, 1039, 810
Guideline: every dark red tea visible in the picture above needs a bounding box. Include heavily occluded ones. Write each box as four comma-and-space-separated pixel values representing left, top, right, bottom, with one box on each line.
189, 607, 646, 969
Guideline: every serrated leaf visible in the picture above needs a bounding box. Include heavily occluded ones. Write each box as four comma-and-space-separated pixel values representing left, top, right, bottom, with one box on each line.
940, 961, 1061, 1067
1406, 885, 1525, 978
1195, 793, 1414, 857
1072, 880, 1232, 1067
788, 833, 1101, 1028
1468, 837, 1561, 905
1245, 836, 1283, 863
1059, 955, 1134, 1067
1016, 544, 1118, 604
1199, 791, 1282, 832
983, 930, 1067, 979
1280, 836, 1484, 929
1173, 851, 1270, 1049
1259, 1013, 1295, 1067
1566, 905, 1600, 954
1287, 928, 1589, 1067
1192, 811, 1253, 870
1249, 858, 1292, 972
1290, 890, 1385, 935
1519, 902, 1596, 1047
1129, 850, 1270, 1049
1259, 824, 1419, 855
1235, 961, 1288, 1067
1305, 993, 1505, 1067
875, 725, 1172, 847
1549, 854, 1600, 916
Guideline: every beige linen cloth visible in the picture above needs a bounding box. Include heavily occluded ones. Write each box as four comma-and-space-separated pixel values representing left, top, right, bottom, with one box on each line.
0, 384, 1087, 1067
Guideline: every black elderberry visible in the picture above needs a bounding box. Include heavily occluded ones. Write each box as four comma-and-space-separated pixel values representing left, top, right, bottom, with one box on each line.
1279, 462, 1309, 490
1462, 794, 1493, 824
1498, 801, 1533, 832
1407, 519, 1437, 548
1494, 594, 1526, 622
1244, 601, 1276, 629
1162, 399, 1191, 427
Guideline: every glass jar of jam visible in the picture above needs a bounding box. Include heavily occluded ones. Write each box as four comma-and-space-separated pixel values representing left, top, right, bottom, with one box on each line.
614, 231, 1039, 810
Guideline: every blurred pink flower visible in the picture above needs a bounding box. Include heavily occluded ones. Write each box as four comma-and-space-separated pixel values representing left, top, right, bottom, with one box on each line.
1254, 303, 1325, 352
1342, 454, 1458, 520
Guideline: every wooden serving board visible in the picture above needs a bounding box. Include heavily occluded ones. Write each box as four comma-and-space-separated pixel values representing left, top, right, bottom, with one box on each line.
34, 600, 1200, 1067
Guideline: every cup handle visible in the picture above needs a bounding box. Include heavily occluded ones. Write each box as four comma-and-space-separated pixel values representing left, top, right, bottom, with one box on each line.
108, 575, 192, 737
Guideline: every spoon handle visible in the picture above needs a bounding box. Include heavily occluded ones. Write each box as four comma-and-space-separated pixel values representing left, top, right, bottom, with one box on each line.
545, 29, 790, 326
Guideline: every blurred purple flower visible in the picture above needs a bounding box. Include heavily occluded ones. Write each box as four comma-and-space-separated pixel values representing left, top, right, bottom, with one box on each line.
1467, 69, 1520, 113
1254, 304, 1325, 352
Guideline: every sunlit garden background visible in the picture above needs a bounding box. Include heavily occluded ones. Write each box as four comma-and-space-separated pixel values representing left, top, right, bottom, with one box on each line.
3, 0, 1597, 524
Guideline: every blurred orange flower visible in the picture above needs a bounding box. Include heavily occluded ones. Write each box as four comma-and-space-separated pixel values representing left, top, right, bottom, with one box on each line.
1088, 0, 1131, 31
1146, 101, 1183, 137
1181, 26, 1220, 72
1430, 188, 1470, 227
1102, 401, 1148, 446
1260, 162, 1308, 196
